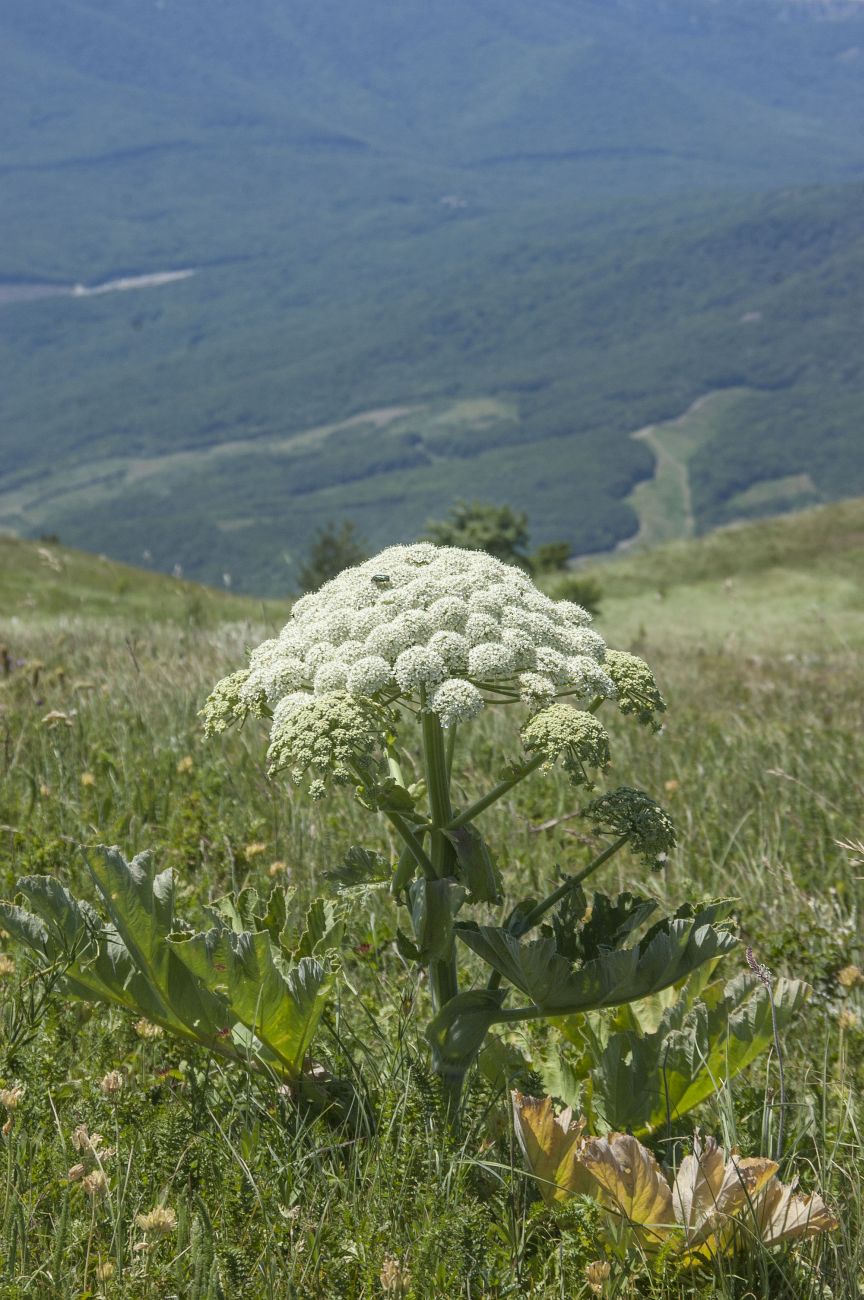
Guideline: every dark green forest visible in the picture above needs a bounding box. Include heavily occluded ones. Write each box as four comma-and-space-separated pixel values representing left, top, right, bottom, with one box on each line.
1, 0, 863, 590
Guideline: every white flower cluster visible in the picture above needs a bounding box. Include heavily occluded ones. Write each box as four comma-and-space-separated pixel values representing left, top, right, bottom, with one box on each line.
215, 544, 617, 736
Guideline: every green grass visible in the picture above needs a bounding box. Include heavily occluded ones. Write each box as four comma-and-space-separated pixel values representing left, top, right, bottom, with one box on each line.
0, 504, 862, 1295
622, 389, 753, 548
0, 533, 287, 625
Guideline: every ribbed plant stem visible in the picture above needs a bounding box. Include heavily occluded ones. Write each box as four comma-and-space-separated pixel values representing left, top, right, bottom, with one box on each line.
420, 696, 460, 1029
512, 833, 631, 936
445, 752, 546, 829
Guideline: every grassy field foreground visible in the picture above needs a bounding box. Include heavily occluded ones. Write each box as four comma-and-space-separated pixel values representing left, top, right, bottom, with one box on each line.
0, 502, 862, 1297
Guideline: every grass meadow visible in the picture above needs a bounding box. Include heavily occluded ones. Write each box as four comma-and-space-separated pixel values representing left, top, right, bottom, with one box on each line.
0, 504, 862, 1297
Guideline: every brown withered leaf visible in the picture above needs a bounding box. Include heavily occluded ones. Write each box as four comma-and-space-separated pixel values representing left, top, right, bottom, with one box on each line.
749, 1177, 840, 1247
674, 1137, 778, 1259
578, 1133, 675, 1242
511, 1092, 591, 1205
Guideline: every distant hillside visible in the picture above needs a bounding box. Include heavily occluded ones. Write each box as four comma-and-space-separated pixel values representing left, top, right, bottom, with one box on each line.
561, 496, 864, 653
0, 535, 285, 625
3, 500, 861, 671
1, 0, 863, 589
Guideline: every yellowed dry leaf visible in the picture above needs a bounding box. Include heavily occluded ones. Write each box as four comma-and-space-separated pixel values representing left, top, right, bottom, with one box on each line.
672, 1135, 728, 1235
750, 1178, 839, 1247
677, 1142, 780, 1260
511, 1092, 590, 1205
578, 1133, 675, 1242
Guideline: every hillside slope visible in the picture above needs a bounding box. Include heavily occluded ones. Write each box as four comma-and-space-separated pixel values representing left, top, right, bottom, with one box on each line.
2, 181, 863, 591
3, 500, 861, 663
1, 1, 863, 588
0, 535, 285, 624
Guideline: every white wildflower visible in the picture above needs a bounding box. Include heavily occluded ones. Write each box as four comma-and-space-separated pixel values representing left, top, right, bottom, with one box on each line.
335, 639, 366, 665
346, 655, 394, 695
604, 650, 667, 729
428, 596, 469, 629
394, 646, 446, 693
557, 600, 592, 627
566, 655, 617, 700
203, 544, 625, 791
364, 621, 410, 662
521, 704, 611, 787
473, 581, 525, 617
467, 642, 517, 680
428, 630, 470, 672
267, 692, 384, 792
534, 646, 570, 684
519, 672, 558, 708
271, 692, 309, 728
429, 678, 485, 728
304, 641, 337, 672
500, 627, 537, 671
464, 612, 502, 646
313, 661, 349, 693
563, 626, 606, 661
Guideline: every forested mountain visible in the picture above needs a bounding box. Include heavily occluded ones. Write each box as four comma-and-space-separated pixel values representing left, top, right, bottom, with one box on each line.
1, 0, 863, 590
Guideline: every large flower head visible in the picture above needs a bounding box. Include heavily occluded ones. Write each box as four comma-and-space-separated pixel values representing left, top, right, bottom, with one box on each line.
202, 544, 640, 791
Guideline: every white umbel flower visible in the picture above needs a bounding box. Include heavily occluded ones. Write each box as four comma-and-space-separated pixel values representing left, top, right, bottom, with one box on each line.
346, 655, 393, 696
467, 641, 517, 680
202, 544, 613, 776
428, 630, 470, 672
428, 678, 485, 728
394, 645, 446, 693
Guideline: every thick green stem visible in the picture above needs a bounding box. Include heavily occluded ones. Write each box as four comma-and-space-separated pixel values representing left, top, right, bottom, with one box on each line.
422, 702, 456, 878
420, 697, 461, 1069
446, 752, 546, 829
445, 722, 458, 779
385, 811, 436, 880
512, 833, 631, 936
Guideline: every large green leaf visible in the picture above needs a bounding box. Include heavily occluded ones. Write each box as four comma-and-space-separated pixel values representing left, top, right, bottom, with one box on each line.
169, 928, 333, 1075
0, 873, 186, 1027
1, 846, 338, 1084
291, 897, 345, 959
87, 847, 229, 1039
456, 902, 736, 1014
542, 973, 809, 1136
426, 989, 507, 1080
592, 973, 810, 1134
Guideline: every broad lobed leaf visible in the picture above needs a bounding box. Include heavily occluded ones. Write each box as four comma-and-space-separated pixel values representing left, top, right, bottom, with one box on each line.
457, 901, 737, 1015
1, 846, 337, 1082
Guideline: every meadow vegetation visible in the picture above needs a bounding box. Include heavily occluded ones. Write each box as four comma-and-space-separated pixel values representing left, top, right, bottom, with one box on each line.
0, 502, 861, 1296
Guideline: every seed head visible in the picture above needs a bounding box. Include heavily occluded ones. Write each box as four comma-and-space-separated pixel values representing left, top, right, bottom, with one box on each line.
521, 705, 611, 787
585, 1259, 611, 1294
379, 1255, 411, 1295
0, 1085, 25, 1111
583, 786, 677, 867
135, 1205, 177, 1237
100, 1070, 124, 1099
82, 1169, 108, 1197
134, 1018, 164, 1040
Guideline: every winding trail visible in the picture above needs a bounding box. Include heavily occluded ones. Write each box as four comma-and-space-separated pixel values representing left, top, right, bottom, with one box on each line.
0, 269, 195, 307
